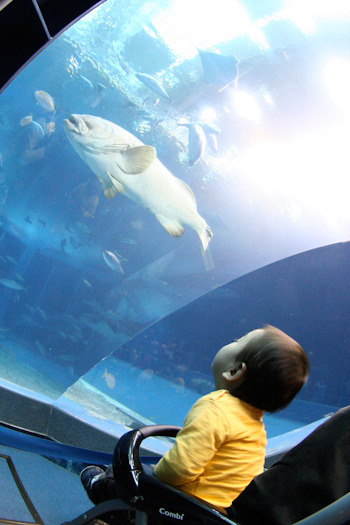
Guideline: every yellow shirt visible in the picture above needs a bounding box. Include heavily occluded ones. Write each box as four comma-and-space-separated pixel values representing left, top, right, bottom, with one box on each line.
154, 390, 266, 509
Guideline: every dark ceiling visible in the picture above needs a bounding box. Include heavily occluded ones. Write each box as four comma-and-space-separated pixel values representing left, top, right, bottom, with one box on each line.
0, 0, 105, 92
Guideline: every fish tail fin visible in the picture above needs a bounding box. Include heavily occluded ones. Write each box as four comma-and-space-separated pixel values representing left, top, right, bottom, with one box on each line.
202, 246, 215, 271
197, 223, 213, 254
101, 368, 107, 379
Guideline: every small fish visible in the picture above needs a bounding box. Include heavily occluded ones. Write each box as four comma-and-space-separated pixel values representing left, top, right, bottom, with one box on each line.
35, 340, 46, 355
97, 83, 107, 96
24, 215, 32, 224
102, 250, 124, 275
60, 238, 67, 252
117, 56, 131, 75
38, 219, 46, 227
101, 368, 115, 389
189, 121, 221, 135
20, 115, 33, 127
5, 255, 17, 265
46, 121, 55, 136
83, 278, 92, 288
178, 122, 206, 166
138, 368, 154, 381
79, 74, 94, 90
35, 90, 55, 113
36, 307, 47, 321
0, 278, 26, 291
59, 354, 77, 362
136, 73, 171, 101
70, 237, 83, 249
29, 120, 45, 140
65, 224, 75, 233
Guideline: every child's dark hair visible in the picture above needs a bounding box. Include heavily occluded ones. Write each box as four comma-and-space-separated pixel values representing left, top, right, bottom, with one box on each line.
233, 325, 309, 412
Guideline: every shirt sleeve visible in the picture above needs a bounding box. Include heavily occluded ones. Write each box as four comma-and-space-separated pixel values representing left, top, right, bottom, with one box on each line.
153, 397, 230, 486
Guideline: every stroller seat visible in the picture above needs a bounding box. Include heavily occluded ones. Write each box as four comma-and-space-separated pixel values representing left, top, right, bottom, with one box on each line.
62, 424, 350, 525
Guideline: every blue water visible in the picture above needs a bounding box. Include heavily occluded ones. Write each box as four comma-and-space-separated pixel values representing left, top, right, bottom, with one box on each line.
0, 0, 349, 441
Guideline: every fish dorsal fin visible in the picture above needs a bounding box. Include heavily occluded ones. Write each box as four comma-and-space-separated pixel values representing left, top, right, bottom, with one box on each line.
175, 178, 197, 205
119, 145, 156, 174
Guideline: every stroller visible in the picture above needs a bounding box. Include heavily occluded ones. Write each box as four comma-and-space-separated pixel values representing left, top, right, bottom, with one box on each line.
63, 408, 350, 525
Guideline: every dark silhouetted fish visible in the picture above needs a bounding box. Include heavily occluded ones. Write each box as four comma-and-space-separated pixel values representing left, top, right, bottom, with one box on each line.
136, 73, 171, 101
178, 122, 206, 166
60, 238, 67, 252
198, 49, 240, 88
70, 237, 83, 249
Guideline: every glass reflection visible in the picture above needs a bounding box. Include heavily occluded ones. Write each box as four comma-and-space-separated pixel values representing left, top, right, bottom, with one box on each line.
0, 0, 349, 438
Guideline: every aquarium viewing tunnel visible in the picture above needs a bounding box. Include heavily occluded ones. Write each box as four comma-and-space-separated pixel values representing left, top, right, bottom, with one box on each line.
0, 0, 349, 523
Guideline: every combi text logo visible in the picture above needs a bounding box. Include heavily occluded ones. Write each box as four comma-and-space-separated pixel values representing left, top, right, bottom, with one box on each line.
159, 507, 185, 520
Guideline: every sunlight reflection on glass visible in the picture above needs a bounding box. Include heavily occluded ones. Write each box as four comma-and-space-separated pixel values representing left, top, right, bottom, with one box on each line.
323, 57, 350, 113
233, 126, 350, 225
153, 0, 267, 58
232, 90, 261, 122
198, 107, 217, 122
278, 0, 350, 34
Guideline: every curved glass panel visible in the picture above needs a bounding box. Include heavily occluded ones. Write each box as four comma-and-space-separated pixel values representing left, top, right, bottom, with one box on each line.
0, 0, 349, 440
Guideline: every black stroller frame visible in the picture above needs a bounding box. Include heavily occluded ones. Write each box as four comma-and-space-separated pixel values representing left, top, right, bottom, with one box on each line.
63, 424, 350, 525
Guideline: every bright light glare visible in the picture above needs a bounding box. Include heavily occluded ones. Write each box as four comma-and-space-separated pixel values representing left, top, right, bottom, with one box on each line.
198, 107, 217, 122
232, 91, 261, 122
152, 0, 269, 59
323, 58, 350, 113
280, 0, 350, 34
262, 92, 274, 107
234, 126, 350, 226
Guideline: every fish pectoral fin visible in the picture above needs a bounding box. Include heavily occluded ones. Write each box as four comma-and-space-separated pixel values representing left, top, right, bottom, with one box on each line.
119, 145, 156, 174
107, 172, 125, 194
156, 215, 185, 237
101, 174, 118, 199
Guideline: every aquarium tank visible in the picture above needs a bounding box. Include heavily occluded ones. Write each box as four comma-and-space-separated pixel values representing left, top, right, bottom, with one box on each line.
0, 0, 349, 451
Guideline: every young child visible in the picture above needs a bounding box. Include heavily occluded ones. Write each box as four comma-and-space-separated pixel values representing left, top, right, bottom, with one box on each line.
153, 325, 309, 510
81, 325, 309, 512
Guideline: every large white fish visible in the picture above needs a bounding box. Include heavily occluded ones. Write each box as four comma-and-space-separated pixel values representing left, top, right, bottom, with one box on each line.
63, 114, 213, 252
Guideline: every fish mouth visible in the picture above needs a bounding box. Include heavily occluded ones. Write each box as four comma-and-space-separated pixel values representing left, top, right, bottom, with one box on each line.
63, 114, 87, 135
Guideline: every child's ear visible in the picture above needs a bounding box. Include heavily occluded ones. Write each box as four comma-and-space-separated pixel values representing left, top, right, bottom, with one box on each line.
222, 362, 247, 382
